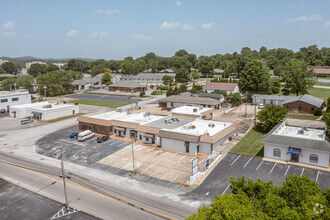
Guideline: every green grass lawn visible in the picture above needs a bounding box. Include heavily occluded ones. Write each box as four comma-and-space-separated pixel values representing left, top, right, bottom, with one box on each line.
69, 100, 130, 108
314, 81, 330, 87
47, 113, 85, 123
285, 114, 320, 120
274, 85, 330, 100
230, 127, 266, 157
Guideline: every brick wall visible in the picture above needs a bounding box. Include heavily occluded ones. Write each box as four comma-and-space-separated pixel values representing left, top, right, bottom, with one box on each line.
283, 100, 317, 115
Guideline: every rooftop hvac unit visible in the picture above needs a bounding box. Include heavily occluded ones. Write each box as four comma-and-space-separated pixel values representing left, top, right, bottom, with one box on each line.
193, 108, 198, 112
116, 109, 123, 112
42, 104, 52, 108
208, 123, 215, 128
165, 120, 168, 124
167, 120, 172, 124
143, 112, 151, 117
298, 129, 304, 135
191, 125, 196, 129
301, 126, 307, 131
127, 111, 132, 115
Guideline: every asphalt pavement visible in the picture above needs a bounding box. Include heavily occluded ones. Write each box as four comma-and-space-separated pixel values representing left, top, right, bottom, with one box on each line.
68, 93, 141, 103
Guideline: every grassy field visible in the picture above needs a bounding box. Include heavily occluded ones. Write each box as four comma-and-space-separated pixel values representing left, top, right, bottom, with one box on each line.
285, 114, 320, 120
308, 87, 330, 100
314, 81, 330, 87
69, 100, 130, 108
47, 113, 85, 123
230, 127, 266, 157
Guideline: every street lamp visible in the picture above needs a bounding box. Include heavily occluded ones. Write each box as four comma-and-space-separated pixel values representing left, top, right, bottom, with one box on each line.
13, 83, 17, 91
43, 85, 47, 98
55, 148, 69, 212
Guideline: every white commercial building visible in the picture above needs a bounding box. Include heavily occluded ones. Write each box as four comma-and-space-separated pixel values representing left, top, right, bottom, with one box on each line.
10, 101, 79, 120
0, 89, 31, 112
120, 73, 176, 87
261, 122, 330, 168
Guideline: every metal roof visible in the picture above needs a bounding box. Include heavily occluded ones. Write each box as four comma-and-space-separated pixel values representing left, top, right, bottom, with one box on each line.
281, 94, 325, 108
109, 81, 146, 88
203, 82, 238, 91
158, 95, 222, 106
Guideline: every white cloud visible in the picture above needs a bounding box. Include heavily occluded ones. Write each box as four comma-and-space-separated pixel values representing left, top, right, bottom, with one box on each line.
201, 22, 214, 29
0, 32, 16, 38
285, 15, 322, 23
324, 21, 330, 27
159, 21, 181, 30
95, 9, 121, 15
2, 21, 15, 30
66, 30, 78, 37
175, 1, 182, 6
181, 24, 194, 31
130, 34, 151, 40
91, 32, 108, 38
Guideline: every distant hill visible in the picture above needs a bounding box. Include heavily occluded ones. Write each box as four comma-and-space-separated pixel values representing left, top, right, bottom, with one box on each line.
0, 56, 96, 68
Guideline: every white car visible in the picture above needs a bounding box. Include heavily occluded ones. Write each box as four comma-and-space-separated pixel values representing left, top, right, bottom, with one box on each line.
258, 103, 265, 109
77, 130, 94, 141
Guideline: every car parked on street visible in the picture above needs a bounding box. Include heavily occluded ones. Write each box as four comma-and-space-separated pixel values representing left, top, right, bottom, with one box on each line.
21, 119, 34, 125
69, 132, 79, 138
97, 135, 109, 143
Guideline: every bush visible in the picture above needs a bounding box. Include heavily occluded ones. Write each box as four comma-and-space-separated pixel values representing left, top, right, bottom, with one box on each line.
314, 107, 323, 116
139, 91, 145, 97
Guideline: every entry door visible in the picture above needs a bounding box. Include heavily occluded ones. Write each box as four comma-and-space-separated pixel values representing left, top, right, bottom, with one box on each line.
197, 145, 200, 153
185, 141, 189, 153
291, 154, 299, 162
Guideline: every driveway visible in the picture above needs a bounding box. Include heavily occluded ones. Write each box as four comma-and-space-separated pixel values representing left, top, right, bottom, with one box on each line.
0, 117, 44, 132
184, 153, 330, 202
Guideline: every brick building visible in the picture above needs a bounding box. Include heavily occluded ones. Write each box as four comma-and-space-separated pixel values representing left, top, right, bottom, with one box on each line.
282, 95, 325, 115
108, 81, 146, 93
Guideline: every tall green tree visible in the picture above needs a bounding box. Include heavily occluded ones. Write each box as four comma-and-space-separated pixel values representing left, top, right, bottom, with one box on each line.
162, 75, 173, 86
28, 63, 47, 77
197, 56, 214, 77
17, 75, 35, 93
230, 93, 242, 106
36, 71, 73, 96
257, 104, 287, 132
120, 61, 135, 75
46, 64, 60, 72
174, 49, 189, 57
66, 59, 90, 72
1, 62, 17, 74
238, 59, 271, 94
280, 58, 315, 96
102, 73, 112, 85
175, 68, 190, 83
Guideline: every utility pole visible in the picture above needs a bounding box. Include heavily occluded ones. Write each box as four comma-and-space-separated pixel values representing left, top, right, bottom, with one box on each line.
254, 103, 257, 124
60, 148, 69, 211
245, 91, 248, 117
131, 140, 135, 174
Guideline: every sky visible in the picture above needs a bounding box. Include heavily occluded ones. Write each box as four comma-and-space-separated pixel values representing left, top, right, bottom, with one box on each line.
0, 0, 330, 60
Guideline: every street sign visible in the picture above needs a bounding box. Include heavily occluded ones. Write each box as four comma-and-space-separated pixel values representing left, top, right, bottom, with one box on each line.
205, 159, 210, 170
192, 157, 198, 176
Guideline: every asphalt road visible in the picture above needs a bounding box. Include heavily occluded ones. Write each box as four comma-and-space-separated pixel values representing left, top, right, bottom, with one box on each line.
68, 93, 141, 103
0, 152, 196, 220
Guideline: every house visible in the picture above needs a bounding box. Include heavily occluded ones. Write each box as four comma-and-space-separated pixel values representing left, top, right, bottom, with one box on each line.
0, 89, 31, 112
10, 101, 79, 120
203, 82, 239, 94
213, 68, 225, 76
261, 122, 330, 168
310, 66, 330, 77
120, 73, 176, 87
72, 74, 104, 91
158, 95, 223, 109
253, 94, 326, 115
108, 81, 146, 93
198, 93, 225, 102
111, 74, 121, 84
77, 106, 235, 155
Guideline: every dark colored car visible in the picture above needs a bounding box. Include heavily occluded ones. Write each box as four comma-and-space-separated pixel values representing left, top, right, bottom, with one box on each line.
97, 135, 109, 143
21, 119, 34, 125
0, 109, 6, 113
69, 132, 79, 138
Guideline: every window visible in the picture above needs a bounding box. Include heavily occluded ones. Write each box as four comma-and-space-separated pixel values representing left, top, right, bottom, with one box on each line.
298, 106, 302, 111
273, 149, 281, 157
12, 97, 19, 102
146, 138, 149, 142
1, 99, 8, 103
309, 154, 318, 163
311, 107, 314, 112
139, 135, 142, 140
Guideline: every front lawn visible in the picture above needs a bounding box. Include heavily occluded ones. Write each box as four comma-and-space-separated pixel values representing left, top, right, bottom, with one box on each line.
69, 100, 130, 108
308, 87, 330, 100
285, 114, 320, 120
230, 127, 266, 157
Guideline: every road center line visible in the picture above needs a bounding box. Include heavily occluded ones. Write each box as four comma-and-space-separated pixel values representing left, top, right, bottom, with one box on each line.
256, 161, 263, 170
231, 155, 241, 166
300, 168, 305, 177
270, 163, 277, 173
221, 184, 231, 196
284, 165, 290, 176
243, 157, 253, 168
316, 171, 320, 182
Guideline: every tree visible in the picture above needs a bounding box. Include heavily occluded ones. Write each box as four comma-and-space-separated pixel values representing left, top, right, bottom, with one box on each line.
174, 49, 188, 57
36, 71, 73, 96
17, 75, 35, 93
257, 105, 287, 132
46, 64, 60, 72
175, 68, 190, 83
139, 91, 145, 97
120, 61, 135, 75
188, 175, 329, 219
66, 59, 90, 72
314, 108, 323, 116
189, 84, 203, 94
162, 75, 173, 86
1, 62, 17, 74
171, 56, 192, 71
28, 63, 47, 77
323, 112, 330, 138
238, 59, 271, 94
271, 79, 281, 94
197, 56, 214, 77
212, 89, 227, 97
230, 93, 242, 106
191, 71, 200, 79
179, 84, 187, 93
166, 87, 173, 97
280, 58, 315, 96
0, 66, 5, 74
102, 73, 112, 85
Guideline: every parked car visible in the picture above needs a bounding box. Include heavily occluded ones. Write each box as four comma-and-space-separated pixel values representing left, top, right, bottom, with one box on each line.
0, 109, 6, 113
77, 130, 94, 141
69, 132, 79, 138
258, 103, 265, 109
21, 119, 34, 125
161, 107, 168, 111
97, 135, 109, 143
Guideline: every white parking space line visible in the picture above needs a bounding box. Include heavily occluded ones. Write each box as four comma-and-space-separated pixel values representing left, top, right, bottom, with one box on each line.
146, 148, 154, 153
243, 157, 253, 168
316, 171, 320, 182
170, 153, 178, 158
256, 161, 263, 170
300, 168, 305, 177
222, 184, 231, 196
284, 165, 291, 176
231, 155, 241, 166
270, 163, 277, 173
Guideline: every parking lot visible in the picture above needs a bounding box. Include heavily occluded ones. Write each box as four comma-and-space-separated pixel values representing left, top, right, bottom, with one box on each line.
184, 153, 330, 202
36, 126, 130, 166
67, 93, 141, 104
0, 117, 44, 132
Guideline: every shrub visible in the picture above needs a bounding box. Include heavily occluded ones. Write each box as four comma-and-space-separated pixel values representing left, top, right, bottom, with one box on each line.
314, 107, 323, 116
139, 91, 145, 97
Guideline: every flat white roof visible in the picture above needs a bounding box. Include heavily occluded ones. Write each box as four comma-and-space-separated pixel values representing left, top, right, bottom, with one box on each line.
89, 111, 128, 121
273, 124, 325, 141
0, 89, 30, 97
89, 111, 165, 124
172, 106, 212, 116
12, 101, 76, 111
168, 119, 232, 136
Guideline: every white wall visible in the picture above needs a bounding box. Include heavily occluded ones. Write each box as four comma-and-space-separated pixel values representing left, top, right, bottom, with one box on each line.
264, 144, 290, 161
0, 92, 31, 111
199, 142, 211, 154
161, 138, 186, 153
137, 131, 158, 144
166, 101, 217, 109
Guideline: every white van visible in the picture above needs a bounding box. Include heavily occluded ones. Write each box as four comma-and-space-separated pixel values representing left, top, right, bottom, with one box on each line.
77, 130, 94, 141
